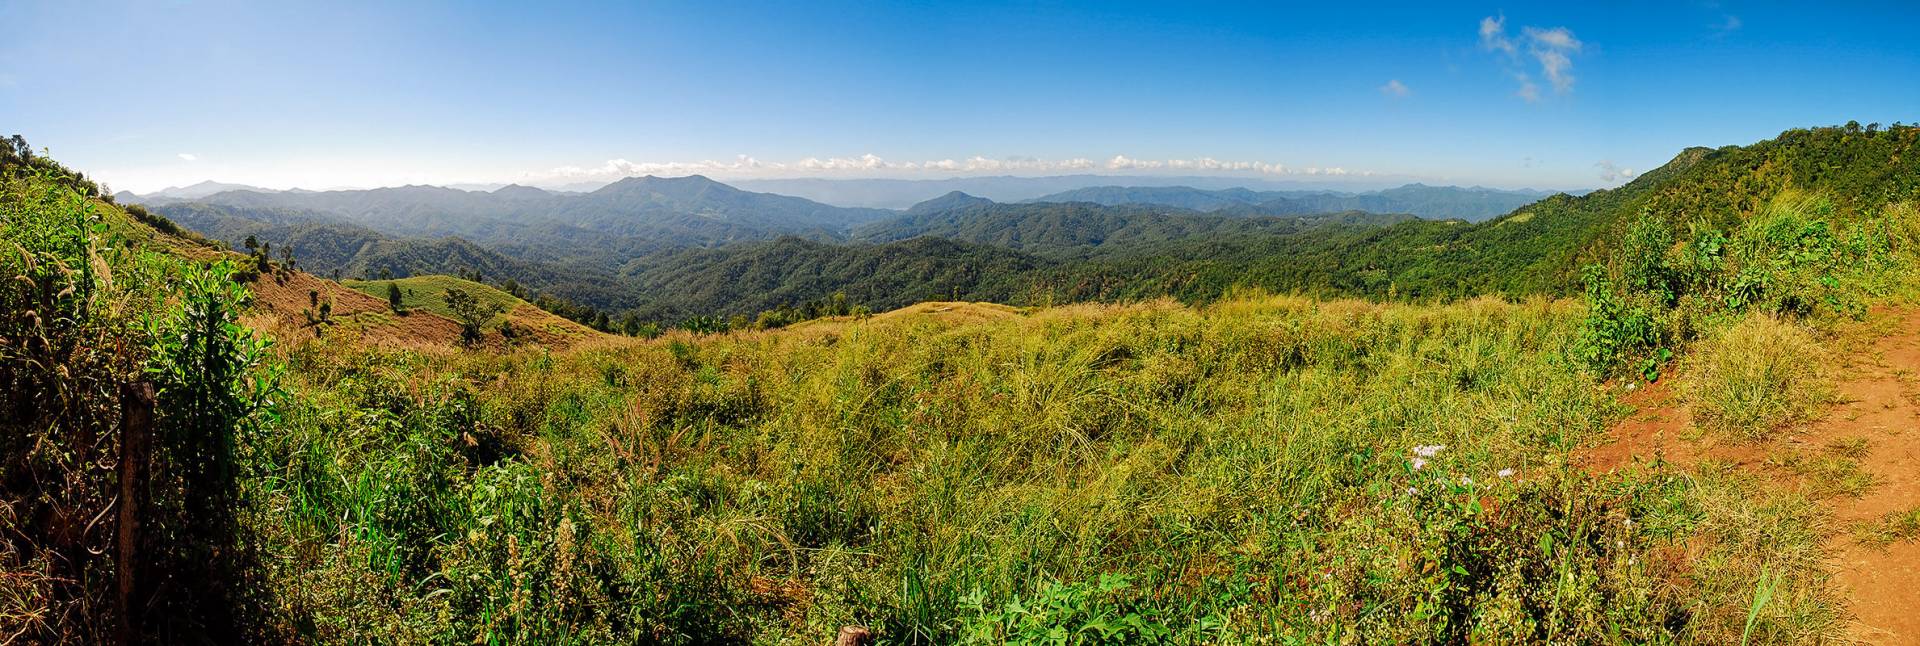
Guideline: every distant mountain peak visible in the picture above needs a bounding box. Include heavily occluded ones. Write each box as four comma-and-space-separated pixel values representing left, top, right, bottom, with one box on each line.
143, 180, 273, 200
491, 183, 551, 198
595, 174, 734, 196
908, 191, 994, 214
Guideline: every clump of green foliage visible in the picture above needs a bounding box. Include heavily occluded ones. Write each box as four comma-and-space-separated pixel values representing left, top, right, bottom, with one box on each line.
442, 287, 506, 346
1575, 193, 1909, 381
0, 164, 277, 642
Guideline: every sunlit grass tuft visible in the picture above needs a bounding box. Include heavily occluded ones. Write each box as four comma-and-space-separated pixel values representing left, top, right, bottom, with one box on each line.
1684, 314, 1832, 441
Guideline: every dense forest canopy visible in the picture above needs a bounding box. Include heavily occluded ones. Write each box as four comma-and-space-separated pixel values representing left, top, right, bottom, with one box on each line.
1024, 183, 1551, 222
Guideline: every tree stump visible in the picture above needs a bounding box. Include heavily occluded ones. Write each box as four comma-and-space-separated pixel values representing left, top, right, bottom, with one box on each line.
834, 625, 873, 646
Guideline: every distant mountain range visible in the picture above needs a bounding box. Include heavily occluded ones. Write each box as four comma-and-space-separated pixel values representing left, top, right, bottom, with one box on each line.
129, 174, 897, 252
149, 141, 1920, 326
1026, 184, 1556, 223
131, 173, 1469, 319
66, 126, 1920, 330
728, 175, 1500, 209
126, 176, 1554, 222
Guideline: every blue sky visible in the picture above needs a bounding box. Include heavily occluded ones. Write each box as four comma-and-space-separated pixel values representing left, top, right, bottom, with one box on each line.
2, 1, 1916, 192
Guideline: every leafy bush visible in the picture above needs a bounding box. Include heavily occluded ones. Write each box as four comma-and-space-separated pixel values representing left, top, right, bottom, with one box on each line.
1, 172, 277, 642
954, 574, 1197, 644
0, 169, 137, 643
1574, 195, 1905, 378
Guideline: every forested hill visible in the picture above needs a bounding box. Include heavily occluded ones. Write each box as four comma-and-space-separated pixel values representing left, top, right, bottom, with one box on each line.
131, 124, 1920, 329
614, 124, 1920, 319
1337, 122, 1920, 298
616, 236, 1050, 321
1027, 183, 1552, 221
859, 199, 1417, 254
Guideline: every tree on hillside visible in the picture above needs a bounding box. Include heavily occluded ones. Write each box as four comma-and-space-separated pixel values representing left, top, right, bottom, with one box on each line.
443, 287, 504, 346
387, 283, 403, 311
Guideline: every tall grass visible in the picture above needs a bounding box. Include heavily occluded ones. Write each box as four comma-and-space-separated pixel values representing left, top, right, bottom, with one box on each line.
230, 292, 1845, 643
1684, 315, 1832, 440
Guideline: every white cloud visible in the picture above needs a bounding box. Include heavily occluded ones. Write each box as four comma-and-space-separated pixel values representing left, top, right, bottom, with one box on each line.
1480, 16, 1583, 100
1514, 74, 1541, 102
1524, 25, 1580, 51
177, 153, 198, 161
1479, 15, 1515, 55
547, 154, 778, 177
1105, 155, 1163, 170
1380, 79, 1411, 98
1522, 26, 1582, 93
1596, 161, 1637, 182
1714, 15, 1742, 33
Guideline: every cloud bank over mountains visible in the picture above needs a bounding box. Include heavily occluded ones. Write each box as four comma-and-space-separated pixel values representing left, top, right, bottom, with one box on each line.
536, 154, 1369, 182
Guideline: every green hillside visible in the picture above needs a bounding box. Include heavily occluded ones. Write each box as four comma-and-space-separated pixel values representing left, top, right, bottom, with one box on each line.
635, 126, 1920, 323
344, 275, 526, 322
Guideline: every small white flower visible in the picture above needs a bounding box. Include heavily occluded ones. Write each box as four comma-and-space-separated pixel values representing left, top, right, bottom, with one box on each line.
1405, 487, 1417, 495
1626, 382, 1638, 392
1413, 444, 1446, 458
1410, 457, 1428, 471
1460, 476, 1474, 486
1497, 468, 1515, 478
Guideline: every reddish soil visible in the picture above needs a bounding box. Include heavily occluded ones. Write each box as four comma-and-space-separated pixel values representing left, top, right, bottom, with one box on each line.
246, 269, 608, 352
1581, 308, 1920, 644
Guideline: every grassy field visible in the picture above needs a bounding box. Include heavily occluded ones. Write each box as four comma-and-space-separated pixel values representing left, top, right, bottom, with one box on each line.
343, 275, 527, 322
230, 192, 1918, 643
235, 293, 1844, 643
8, 161, 1920, 643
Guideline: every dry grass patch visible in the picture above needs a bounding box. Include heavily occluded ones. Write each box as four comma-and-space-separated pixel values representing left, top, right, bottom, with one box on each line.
1683, 314, 1833, 441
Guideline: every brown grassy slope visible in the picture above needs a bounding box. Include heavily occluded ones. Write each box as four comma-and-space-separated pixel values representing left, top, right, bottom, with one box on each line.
245, 271, 610, 352
96, 196, 609, 352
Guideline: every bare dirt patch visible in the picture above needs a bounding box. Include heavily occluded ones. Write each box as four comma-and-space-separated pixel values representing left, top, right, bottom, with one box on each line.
1581, 307, 1920, 643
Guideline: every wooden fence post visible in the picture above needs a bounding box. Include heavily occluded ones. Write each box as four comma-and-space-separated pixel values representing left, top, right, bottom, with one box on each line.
117, 381, 154, 645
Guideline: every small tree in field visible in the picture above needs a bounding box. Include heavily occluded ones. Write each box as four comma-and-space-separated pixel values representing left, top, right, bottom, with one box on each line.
442, 287, 504, 346
387, 283, 403, 311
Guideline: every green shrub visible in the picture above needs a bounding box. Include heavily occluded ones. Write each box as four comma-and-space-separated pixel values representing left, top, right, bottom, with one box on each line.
1, 173, 278, 642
